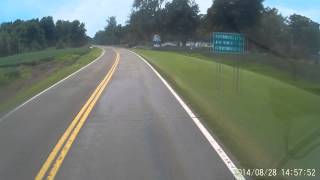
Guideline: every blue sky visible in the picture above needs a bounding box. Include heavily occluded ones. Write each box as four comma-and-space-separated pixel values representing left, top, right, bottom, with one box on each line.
0, 0, 319, 37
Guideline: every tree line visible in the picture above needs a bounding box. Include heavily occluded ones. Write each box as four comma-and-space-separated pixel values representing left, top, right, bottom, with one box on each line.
93, 0, 320, 60
0, 17, 88, 57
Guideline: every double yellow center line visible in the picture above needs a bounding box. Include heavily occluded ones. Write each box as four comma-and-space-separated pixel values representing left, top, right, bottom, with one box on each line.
35, 49, 120, 180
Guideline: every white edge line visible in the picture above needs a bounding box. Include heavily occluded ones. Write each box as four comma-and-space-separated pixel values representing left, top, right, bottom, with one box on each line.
0, 48, 106, 122
130, 50, 246, 180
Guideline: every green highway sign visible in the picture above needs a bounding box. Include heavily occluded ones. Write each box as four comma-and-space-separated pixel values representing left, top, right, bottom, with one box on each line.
212, 32, 245, 54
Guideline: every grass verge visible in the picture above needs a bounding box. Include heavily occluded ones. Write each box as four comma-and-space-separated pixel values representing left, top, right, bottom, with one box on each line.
156, 48, 320, 96
134, 49, 320, 179
0, 47, 102, 116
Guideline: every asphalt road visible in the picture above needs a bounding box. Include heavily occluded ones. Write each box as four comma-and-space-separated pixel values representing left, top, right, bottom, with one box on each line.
0, 47, 236, 180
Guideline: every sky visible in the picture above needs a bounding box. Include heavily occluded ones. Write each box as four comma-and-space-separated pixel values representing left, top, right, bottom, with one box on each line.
0, 0, 319, 37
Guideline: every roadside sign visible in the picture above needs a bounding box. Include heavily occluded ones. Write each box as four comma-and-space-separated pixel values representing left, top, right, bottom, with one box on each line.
153, 34, 161, 47
212, 32, 245, 54
153, 34, 161, 43
212, 32, 246, 92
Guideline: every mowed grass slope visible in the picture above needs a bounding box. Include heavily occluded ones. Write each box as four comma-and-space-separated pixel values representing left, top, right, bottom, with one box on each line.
135, 49, 320, 174
161, 49, 320, 96
0, 47, 102, 115
0, 48, 90, 67
0, 48, 91, 86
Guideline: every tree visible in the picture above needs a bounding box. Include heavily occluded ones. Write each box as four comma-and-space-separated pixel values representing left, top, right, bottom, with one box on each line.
288, 14, 320, 58
249, 8, 290, 55
56, 20, 88, 47
206, 0, 264, 32
106, 17, 117, 30
0, 31, 15, 56
0, 17, 88, 57
93, 31, 107, 45
40, 16, 56, 46
93, 17, 126, 45
195, 14, 211, 42
133, 0, 165, 11
163, 0, 200, 45
19, 19, 46, 51
104, 17, 120, 44
129, 0, 165, 42
55, 20, 70, 45
70, 20, 87, 47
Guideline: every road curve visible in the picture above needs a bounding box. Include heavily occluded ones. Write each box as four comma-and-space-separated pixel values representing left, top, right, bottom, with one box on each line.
0, 47, 236, 180
0, 47, 116, 179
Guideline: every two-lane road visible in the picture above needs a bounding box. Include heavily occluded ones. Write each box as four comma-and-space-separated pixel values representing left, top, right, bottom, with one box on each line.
0, 47, 239, 180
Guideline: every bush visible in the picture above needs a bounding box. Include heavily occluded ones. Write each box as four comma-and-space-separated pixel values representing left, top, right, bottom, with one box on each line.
56, 40, 66, 49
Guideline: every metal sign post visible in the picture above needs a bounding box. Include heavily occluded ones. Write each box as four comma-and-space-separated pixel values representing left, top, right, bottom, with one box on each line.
212, 32, 246, 92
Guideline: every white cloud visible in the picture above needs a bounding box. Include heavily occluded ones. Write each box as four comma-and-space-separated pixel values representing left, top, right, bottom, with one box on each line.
51, 0, 213, 37
51, 0, 319, 38
195, 0, 212, 14
52, 0, 132, 37
265, 5, 320, 23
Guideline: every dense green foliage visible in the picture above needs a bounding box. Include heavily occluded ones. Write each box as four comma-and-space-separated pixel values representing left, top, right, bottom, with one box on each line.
94, 0, 320, 60
0, 48, 89, 67
93, 0, 200, 46
247, 8, 320, 59
206, 1, 320, 59
129, 0, 164, 42
289, 14, 320, 58
249, 8, 290, 55
206, 0, 264, 32
136, 49, 320, 176
0, 17, 88, 57
162, 0, 200, 45
93, 17, 128, 45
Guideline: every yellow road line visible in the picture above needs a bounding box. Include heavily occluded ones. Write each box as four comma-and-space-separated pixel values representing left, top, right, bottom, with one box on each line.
35, 49, 120, 180
35, 59, 113, 180
47, 53, 119, 180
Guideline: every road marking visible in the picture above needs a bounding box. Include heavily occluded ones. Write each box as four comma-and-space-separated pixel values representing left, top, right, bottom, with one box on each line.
47, 54, 119, 180
35, 51, 115, 180
130, 50, 246, 180
35, 49, 120, 180
0, 48, 106, 123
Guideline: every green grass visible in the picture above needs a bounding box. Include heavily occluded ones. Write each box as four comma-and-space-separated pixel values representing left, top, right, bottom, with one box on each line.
165, 49, 320, 96
135, 49, 320, 178
0, 47, 91, 86
0, 47, 102, 115
0, 48, 90, 67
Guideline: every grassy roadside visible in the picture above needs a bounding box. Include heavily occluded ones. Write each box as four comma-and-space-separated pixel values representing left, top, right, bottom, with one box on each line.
156, 48, 320, 96
0, 47, 102, 116
134, 49, 320, 179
